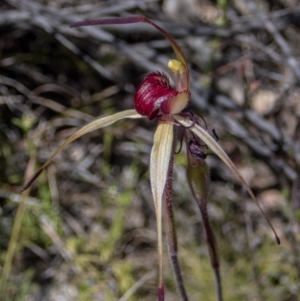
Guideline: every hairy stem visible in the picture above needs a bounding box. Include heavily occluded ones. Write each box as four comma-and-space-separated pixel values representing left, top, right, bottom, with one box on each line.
164, 154, 189, 301
198, 201, 223, 301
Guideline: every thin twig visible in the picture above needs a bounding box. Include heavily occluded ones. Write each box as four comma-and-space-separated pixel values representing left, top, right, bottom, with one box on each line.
244, 0, 300, 82
0, 153, 37, 295
118, 271, 156, 301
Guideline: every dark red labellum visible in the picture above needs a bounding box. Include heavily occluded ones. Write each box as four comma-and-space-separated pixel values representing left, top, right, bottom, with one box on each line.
134, 72, 178, 120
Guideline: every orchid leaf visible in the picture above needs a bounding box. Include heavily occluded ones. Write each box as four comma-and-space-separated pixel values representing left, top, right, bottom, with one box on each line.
150, 118, 174, 289
22, 109, 142, 191
174, 114, 280, 244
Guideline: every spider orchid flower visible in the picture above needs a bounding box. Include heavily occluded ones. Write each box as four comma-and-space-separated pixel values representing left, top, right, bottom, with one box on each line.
22, 16, 280, 301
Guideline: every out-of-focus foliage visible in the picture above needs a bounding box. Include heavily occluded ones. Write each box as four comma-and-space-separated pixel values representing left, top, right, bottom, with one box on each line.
0, 0, 300, 300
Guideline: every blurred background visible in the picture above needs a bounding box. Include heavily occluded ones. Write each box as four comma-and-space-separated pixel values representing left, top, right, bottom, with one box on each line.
0, 0, 300, 300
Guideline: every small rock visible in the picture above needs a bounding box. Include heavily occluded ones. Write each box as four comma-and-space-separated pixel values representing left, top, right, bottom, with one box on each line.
251, 89, 277, 115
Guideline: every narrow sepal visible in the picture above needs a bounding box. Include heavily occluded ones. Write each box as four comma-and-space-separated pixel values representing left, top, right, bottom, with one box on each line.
70, 16, 190, 89
71, 16, 188, 69
150, 118, 174, 290
22, 109, 142, 190
174, 114, 280, 244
